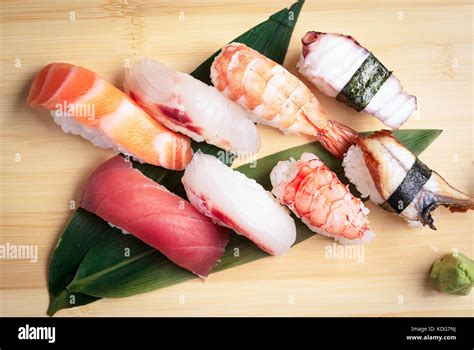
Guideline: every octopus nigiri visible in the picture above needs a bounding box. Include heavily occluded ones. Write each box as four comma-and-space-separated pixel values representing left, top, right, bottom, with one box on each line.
182, 151, 296, 255
271, 153, 375, 244
27, 63, 192, 170
81, 155, 229, 278
298, 32, 417, 129
125, 58, 261, 153
211, 42, 358, 159
343, 130, 474, 229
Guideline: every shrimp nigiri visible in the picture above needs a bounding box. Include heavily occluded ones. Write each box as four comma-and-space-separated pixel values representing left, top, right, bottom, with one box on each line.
27, 63, 192, 170
343, 130, 474, 229
271, 152, 375, 244
211, 43, 358, 159
125, 58, 261, 153
298, 32, 417, 129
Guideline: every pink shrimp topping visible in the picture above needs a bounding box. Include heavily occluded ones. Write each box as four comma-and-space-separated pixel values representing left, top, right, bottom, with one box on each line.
271, 153, 373, 243
211, 43, 358, 159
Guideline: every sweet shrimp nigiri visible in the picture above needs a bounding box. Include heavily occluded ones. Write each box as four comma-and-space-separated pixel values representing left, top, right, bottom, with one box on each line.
27, 63, 192, 170
343, 130, 474, 229
271, 152, 375, 244
298, 32, 417, 129
211, 43, 358, 159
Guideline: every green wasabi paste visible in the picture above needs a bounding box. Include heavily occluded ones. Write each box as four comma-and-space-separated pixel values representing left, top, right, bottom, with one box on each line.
430, 252, 474, 296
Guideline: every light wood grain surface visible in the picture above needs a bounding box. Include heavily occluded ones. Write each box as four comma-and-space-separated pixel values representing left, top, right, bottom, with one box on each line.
1, 0, 473, 317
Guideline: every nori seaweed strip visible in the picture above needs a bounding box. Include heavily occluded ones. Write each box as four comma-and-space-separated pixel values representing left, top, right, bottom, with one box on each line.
336, 53, 392, 111
385, 158, 433, 213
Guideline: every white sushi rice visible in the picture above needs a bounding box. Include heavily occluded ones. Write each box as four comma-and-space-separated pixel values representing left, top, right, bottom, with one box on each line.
51, 109, 143, 163
182, 151, 296, 255
342, 145, 384, 204
271, 152, 375, 245
108, 222, 130, 235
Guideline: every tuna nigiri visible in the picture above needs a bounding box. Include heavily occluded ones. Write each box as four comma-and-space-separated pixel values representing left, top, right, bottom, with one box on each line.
298, 32, 417, 129
80, 155, 229, 277
27, 63, 192, 170
271, 153, 374, 244
211, 42, 358, 159
125, 58, 261, 153
182, 151, 296, 255
343, 130, 474, 229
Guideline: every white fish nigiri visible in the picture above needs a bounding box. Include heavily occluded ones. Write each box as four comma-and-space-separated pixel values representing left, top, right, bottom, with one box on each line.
182, 151, 296, 255
297, 32, 417, 129
125, 57, 261, 153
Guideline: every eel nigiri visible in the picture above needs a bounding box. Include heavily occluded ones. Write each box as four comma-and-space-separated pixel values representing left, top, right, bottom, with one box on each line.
211, 42, 358, 159
343, 130, 474, 229
125, 58, 261, 154
27, 63, 192, 170
182, 151, 296, 255
271, 153, 375, 244
80, 155, 229, 277
298, 32, 417, 129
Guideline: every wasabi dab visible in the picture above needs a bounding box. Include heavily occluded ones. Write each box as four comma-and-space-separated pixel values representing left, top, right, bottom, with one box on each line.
430, 252, 474, 296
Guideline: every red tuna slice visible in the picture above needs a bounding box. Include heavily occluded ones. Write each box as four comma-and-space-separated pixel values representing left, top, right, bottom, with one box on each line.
80, 155, 229, 277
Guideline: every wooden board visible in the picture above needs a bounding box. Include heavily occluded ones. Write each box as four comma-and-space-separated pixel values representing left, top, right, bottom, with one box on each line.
1, 0, 473, 317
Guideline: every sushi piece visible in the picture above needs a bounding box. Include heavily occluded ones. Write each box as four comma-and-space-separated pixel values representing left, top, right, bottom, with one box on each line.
125, 58, 261, 154
211, 42, 358, 159
271, 153, 375, 244
298, 32, 417, 129
343, 130, 474, 229
182, 151, 296, 255
80, 155, 229, 277
27, 63, 192, 170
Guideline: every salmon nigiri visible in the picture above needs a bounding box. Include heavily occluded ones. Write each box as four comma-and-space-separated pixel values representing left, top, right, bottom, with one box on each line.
27, 63, 192, 170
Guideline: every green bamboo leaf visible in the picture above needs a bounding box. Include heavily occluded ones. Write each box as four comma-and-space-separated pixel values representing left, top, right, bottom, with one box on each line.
66, 232, 193, 298
47, 0, 305, 314
383, 129, 442, 157
66, 129, 441, 298
191, 0, 304, 85
46, 208, 104, 316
